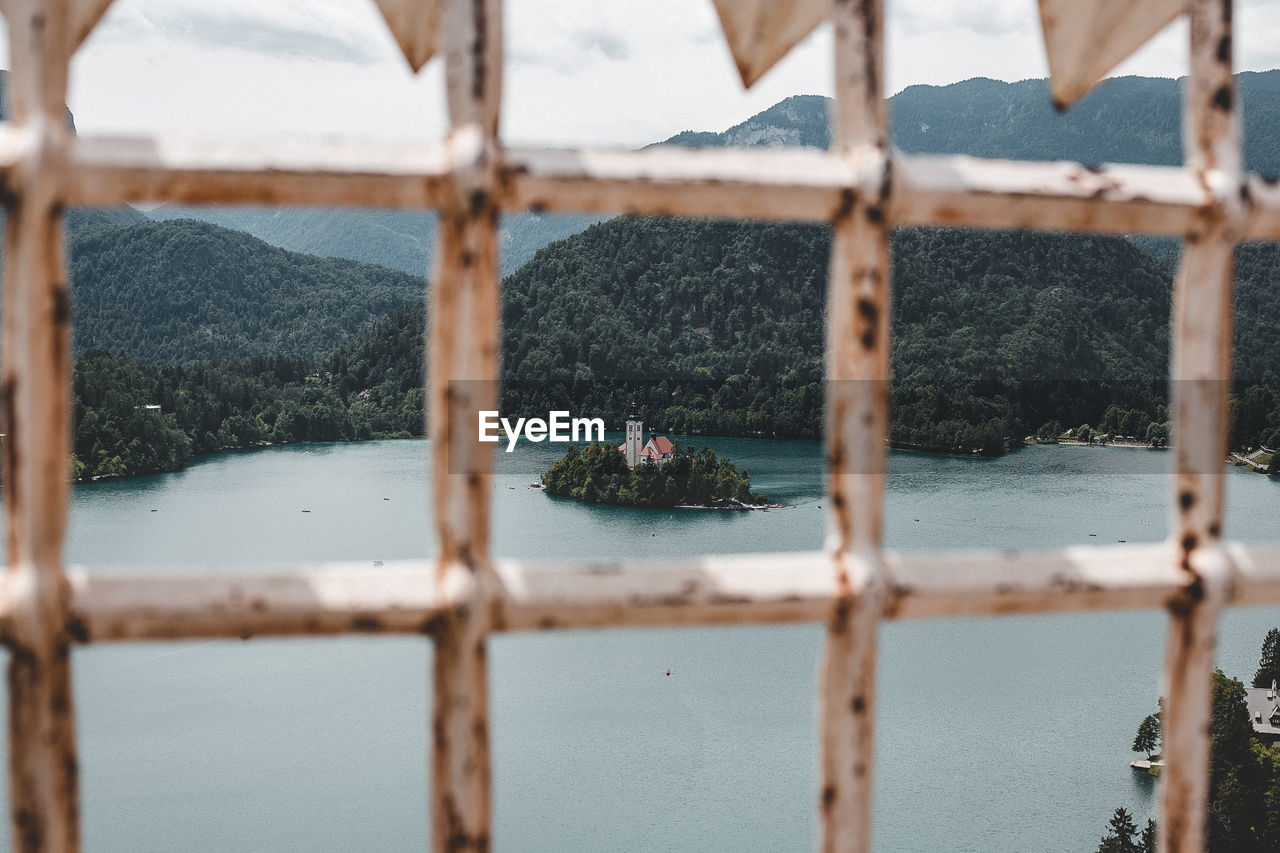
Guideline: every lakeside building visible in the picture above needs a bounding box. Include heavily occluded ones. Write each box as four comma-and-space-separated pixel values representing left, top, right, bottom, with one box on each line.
617, 403, 675, 468
1245, 687, 1280, 741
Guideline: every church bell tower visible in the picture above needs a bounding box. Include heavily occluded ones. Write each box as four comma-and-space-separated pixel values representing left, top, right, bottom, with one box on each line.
625, 400, 643, 468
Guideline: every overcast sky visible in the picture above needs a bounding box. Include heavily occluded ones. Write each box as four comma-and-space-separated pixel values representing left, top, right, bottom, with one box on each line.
13, 0, 1280, 148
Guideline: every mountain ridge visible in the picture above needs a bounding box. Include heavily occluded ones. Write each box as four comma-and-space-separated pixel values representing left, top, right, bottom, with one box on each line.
64, 70, 1280, 476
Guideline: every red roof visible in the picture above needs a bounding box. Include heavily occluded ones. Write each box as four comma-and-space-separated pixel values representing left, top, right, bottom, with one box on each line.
652, 436, 674, 454
617, 443, 626, 452
640, 446, 659, 458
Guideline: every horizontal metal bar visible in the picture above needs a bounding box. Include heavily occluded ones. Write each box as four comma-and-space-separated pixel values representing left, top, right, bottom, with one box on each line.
505, 147, 1217, 235
64, 561, 460, 641
45, 131, 1270, 239
1225, 542, 1280, 603
67, 134, 457, 208
884, 542, 1185, 618
501, 145, 865, 222
499, 544, 1192, 627
38, 541, 1280, 643
892, 154, 1209, 236
494, 551, 841, 629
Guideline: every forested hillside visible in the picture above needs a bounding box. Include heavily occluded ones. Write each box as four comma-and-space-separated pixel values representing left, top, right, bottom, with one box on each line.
317, 218, 1177, 452
148, 205, 603, 278
68, 219, 425, 364
71, 350, 415, 480
72, 208, 1280, 479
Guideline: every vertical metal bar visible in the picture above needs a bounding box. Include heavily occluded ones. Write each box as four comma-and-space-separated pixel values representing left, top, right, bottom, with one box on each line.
820, 1, 889, 851
429, 0, 501, 850
1161, 1, 1241, 851
2, 0, 81, 850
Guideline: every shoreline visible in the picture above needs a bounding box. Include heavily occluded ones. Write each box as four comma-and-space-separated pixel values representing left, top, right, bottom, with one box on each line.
672, 503, 787, 511
1044, 439, 1164, 449
62, 432, 1275, 488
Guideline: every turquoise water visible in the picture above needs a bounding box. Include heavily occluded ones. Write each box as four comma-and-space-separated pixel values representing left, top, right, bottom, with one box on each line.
9, 439, 1280, 851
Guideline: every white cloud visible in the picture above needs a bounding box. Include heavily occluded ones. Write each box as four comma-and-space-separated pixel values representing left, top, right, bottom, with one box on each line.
66, 0, 444, 141
891, 0, 1032, 39
0, 0, 1261, 149
92, 0, 390, 64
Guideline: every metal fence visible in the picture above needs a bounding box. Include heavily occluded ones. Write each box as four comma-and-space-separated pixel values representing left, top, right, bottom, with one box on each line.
0, 0, 1274, 850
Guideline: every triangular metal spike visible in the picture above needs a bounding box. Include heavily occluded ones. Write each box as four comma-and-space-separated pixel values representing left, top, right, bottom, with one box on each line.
1038, 0, 1185, 108
69, 0, 118, 53
711, 0, 831, 89
373, 0, 442, 74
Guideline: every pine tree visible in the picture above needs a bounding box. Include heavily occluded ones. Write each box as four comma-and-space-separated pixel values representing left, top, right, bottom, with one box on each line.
1097, 807, 1140, 853
1253, 627, 1280, 688
1139, 820, 1156, 853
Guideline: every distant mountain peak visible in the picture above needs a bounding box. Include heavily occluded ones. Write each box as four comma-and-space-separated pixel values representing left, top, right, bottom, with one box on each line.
655, 70, 1280, 175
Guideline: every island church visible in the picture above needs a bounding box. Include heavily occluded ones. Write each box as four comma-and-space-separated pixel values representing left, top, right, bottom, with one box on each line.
617, 404, 675, 468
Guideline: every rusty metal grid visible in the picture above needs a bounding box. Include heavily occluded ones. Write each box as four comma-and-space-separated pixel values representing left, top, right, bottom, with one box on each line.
0, 0, 1266, 851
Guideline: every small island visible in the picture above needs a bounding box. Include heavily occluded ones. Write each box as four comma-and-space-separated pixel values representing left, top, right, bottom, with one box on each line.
541, 405, 766, 509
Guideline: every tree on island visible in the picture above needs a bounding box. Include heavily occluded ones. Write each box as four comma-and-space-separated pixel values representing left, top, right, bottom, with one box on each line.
541, 441, 766, 509
1131, 711, 1161, 759
1253, 628, 1280, 688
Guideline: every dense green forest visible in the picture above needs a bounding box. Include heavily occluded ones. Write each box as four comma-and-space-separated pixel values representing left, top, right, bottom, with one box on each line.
66, 212, 1280, 479
541, 442, 765, 508
71, 347, 425, 480
507, 218, 1181, 453
71, 210, 1280, 481
1098, 634, 1280, 853
68, 220, 426, 364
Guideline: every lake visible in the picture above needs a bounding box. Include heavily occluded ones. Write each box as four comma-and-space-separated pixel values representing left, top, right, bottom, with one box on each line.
7, 438, 1280, 851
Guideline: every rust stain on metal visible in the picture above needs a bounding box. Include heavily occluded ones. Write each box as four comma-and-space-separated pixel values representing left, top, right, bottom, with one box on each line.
469, 0, 488, 105
707, 593, 752, 606
856, 297, 877, 350
1168, 575, 1206, 618
64, 616, 87, 644
835, 187, 856, 219
487, 598, 507, 633
828, 595, 851, 636
51, 286, 70, 327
